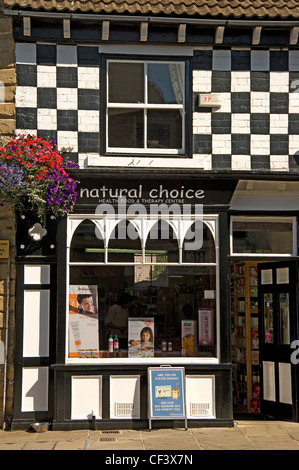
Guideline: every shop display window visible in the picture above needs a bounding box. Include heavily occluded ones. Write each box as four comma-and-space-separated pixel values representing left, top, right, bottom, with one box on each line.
67, 216, 218, 362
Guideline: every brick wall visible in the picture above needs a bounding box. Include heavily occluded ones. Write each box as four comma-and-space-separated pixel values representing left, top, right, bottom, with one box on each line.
0, 11, 16, 427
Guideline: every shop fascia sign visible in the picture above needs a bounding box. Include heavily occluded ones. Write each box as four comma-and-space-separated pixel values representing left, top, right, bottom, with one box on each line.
79, 184, 205, 205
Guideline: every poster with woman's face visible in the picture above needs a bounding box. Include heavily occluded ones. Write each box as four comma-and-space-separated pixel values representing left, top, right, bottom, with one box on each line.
69, 285, 99, 358
128, 318, 155, 358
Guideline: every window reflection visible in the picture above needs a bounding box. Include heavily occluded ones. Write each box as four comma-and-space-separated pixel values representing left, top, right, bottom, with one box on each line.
183, 222, 215, 263
148, 63, 184, 105
108, 62, 144, 103
108, 220, 142, 263
233, 220, 294, 254
145, 220, 179, 263
70, 220, 104, 262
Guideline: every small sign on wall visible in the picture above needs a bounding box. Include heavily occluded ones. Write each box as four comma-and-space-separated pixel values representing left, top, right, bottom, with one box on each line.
198, 93, 221, 107
0, 240, 9, 259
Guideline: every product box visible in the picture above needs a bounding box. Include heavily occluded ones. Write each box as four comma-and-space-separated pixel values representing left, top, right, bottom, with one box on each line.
181, 320, 197, 356
198, 308, 214, 346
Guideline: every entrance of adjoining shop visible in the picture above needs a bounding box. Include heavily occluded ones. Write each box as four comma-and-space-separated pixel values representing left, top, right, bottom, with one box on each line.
231, 259, 299, 421
231, 260, 261, 416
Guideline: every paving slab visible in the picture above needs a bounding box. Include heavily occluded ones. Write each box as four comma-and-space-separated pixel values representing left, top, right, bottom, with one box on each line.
235, 422, 299, 450
53, 439, 87, 450
191, 425, 256, 450
88, 430, 145, 450
34, 429, 89, 441
0, 442, 26, 450
23, 440, 58, 450
0, 430, 35, 443
141, 429, 200, 450
280, 423, 299, 441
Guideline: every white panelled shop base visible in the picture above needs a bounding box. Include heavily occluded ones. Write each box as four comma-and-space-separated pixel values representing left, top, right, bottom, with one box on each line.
24, 265, 50, 285
23, 290, 50, 357
71, 376, 102, 419
21, 367, 49, 412
279, 363, 292, 405
263, 361, 276, 402
186, 375, 215, 419
69, 374, 217, 420
110, 375, 140, 419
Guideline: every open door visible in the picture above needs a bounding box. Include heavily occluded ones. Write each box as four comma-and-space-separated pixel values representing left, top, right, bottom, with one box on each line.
258, 261, 299, 420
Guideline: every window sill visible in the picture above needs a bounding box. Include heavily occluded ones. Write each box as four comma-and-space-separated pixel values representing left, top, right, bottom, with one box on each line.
64, 357, 220, 366
84, 155, 205, 169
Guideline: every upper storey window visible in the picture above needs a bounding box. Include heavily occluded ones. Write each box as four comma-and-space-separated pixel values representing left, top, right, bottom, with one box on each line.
106, 60, 185, 154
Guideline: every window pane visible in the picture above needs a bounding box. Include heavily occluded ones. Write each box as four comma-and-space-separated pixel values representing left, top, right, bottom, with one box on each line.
69, 265, 216, 357
70, 220, 104, 262
183, 223, 215, 263
108, 62, 144, 103
145, 220, 179, 263
108, 221, 142, 263
264, 293, 274, 344
148, 63, 184, 104
147, 109, 182, 149
108, 109, 144, 148
233, 220, 294, 254
279, 293, 290, 345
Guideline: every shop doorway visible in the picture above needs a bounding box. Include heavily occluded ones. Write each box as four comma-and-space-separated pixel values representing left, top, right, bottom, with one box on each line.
232, 260, 299, 420
231, 261, 261, 415
258, 261, 299, 421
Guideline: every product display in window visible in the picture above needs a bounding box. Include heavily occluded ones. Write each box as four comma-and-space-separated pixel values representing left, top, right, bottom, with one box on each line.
68, 265, 216, 359
68, 216, 217, 360
128, 318, 155, 357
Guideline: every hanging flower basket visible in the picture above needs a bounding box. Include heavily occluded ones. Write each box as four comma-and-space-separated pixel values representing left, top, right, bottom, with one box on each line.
0, 134, 79, 225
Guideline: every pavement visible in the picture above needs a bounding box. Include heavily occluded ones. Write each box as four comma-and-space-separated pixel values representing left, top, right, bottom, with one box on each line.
1, 419, 299, 451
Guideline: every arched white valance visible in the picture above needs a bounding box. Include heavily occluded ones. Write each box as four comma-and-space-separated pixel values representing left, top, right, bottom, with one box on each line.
68, 215, 217, 264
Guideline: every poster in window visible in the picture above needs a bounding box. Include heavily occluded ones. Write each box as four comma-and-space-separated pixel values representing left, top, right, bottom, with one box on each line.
69, 285, 99, 358
128, 318, 154, 357
198, 308, 214, 346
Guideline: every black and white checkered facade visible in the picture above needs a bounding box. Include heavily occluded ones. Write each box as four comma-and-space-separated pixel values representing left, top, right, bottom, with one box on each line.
15, 43, 299, 171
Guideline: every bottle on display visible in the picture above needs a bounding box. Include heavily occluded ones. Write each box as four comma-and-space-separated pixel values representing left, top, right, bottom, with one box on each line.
108, 335, 113, 353
114, 335, 119, 351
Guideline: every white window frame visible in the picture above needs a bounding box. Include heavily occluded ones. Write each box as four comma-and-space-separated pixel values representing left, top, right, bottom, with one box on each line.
230, 216, 297, 257
106, 59, 185, 155
65, 214, 220, 365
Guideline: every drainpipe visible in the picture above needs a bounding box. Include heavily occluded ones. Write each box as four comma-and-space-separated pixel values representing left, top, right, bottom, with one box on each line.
2, 249, 10, 430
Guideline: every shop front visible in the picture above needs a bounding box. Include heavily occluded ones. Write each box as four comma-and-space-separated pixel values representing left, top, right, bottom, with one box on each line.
12, 171, 239, 429
12, 171, 299, 429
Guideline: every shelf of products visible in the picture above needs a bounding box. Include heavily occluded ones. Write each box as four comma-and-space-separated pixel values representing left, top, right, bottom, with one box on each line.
231, 261, 260, 414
